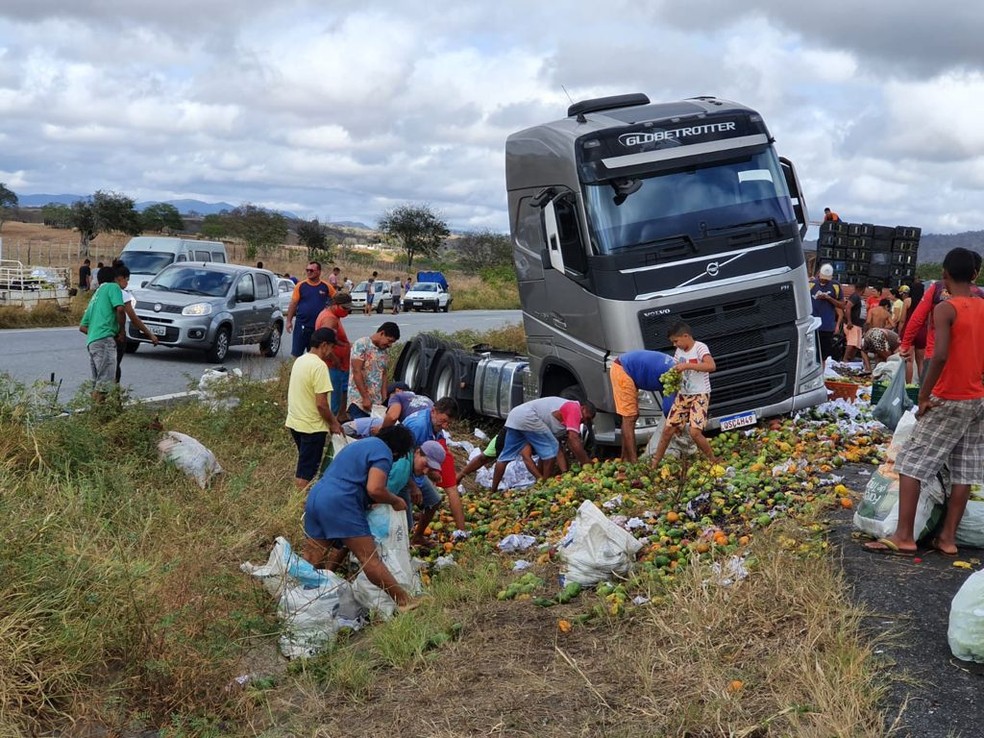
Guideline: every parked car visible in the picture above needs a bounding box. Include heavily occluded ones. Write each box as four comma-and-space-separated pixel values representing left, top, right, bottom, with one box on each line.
350, 280, 393, 312
277, 277, 295, 313
126, 263, 284, 363
403, 281, 452, 312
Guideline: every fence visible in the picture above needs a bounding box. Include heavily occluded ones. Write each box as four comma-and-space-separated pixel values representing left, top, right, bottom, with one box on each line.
0, 259, 72, 309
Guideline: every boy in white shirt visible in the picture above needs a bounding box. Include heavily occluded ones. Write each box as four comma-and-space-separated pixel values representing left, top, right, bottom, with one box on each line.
649, 322, 720, 467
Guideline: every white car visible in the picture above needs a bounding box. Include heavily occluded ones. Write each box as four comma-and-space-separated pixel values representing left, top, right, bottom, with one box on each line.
403, 281, 452, 312
350, 280, 393, 312
277, 277, 295, 313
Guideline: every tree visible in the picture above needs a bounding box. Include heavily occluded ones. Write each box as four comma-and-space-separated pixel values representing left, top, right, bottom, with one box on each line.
296, 218, 333, 261
0, 182, 18, 232
226, 204, 287, 260
69, 191, 142, 256
200, 213, 231, 239
378, 203, 449, 271
141, 203, 184, 233
41, 203, 73, 229
454, 229, 513, 272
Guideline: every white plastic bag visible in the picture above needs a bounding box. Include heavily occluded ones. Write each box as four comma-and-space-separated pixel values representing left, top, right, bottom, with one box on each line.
948, 570, 984, 663
643, 415, 696, 459
853, 412, 944, 539
198, 367, 243, 410
557, 501, 644, 585
351, 504, 421, 618
241, 536, 364, 659
331, 433, 352, 456
157, 431, 223, 488
956, 501, 984, 549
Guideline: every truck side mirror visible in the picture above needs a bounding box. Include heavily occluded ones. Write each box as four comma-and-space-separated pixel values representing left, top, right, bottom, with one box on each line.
779, 157, 809, 239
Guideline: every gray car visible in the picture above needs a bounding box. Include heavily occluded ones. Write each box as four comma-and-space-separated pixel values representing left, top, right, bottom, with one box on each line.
126, 263, 284, 363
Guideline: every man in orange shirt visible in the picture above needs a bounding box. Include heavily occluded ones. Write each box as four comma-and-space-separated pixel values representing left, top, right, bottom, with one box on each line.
865, 248, 984, 557
822, 207, 840, 222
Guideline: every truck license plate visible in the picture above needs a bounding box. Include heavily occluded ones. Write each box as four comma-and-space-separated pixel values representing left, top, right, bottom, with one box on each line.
149, 325, 167, 336
719, 410, 757, 431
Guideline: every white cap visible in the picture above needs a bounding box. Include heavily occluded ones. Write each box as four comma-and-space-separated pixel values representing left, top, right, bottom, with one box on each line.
819, 264, 834, 278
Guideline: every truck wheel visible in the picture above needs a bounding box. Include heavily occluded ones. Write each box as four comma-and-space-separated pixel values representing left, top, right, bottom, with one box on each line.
442, 301, 451, 313
124, 340, 140, 354
260, 324, 282, 358
376, 301, 384, 314
399, 338, 425, 392
431, 351, 458, 401
206, 326, 231, 363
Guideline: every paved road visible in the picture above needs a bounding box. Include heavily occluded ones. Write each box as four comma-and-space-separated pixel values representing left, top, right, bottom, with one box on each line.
0, 310, 522, 402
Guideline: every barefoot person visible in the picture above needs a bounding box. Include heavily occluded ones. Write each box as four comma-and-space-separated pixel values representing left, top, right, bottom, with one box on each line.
649, 322, 719, 467
302, 425, 418, 610
864, 248, 984, 557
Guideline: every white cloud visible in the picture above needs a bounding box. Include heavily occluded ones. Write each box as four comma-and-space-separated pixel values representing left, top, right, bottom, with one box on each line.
0, 1, 983, 235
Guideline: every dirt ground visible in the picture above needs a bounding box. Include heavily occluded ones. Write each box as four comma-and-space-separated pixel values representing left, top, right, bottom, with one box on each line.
831, 464, 984, 738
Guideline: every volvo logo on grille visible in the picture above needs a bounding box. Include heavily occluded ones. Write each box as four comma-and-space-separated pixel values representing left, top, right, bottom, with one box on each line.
154, 303, 162, 312
705, 262, 720, 277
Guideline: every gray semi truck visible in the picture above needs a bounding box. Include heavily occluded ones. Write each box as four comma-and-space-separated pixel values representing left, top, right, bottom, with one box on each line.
393, 93, 828, 448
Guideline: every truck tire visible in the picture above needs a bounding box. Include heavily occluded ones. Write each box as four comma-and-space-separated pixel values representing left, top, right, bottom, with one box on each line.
442, 300, 451, 313
397, 337, 427, 392
431, 351, 460, 401
206, 326, 231, 364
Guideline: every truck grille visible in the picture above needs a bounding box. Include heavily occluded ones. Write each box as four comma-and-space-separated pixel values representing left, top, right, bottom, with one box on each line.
638, 283, 799, 417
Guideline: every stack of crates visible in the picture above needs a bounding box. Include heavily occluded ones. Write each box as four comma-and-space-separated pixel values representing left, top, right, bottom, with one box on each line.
816, 221, 920, 288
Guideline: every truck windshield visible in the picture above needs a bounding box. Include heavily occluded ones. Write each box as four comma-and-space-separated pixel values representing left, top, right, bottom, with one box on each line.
584, 150, 795, 255
119, 251, 175, 274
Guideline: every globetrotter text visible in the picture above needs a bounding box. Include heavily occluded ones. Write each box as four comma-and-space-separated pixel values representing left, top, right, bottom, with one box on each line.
618, 121, 737, 148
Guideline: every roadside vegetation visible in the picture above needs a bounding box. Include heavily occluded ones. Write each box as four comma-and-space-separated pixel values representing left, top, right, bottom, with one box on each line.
0, 322, 896, 737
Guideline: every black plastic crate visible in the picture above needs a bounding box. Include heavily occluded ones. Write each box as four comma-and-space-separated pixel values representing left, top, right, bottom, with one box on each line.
818, 246, 834, 260
818, 233, 836, 247
893, 239, 918, 253
872, 225, 896, 240
895, 225, 922, 239
849, 223, 873, 237
892, 252, 914, 265
849, 236, 869, 250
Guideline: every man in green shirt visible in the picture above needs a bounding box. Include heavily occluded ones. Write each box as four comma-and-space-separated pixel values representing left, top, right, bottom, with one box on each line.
79, 266, 127, 402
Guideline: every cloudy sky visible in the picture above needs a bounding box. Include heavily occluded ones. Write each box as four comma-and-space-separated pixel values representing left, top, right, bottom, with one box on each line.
1, 1, 983, 234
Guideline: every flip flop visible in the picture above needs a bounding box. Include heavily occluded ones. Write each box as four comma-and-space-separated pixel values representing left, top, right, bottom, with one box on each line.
929, 538, 959, 557
863, 538, 917, 557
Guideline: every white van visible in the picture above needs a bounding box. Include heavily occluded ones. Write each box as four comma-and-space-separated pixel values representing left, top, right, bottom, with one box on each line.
119, 237, 228, 288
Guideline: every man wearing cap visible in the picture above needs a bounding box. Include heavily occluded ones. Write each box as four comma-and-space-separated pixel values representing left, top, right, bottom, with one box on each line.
809, 264, 843, 361
315, 292, 354, 419
285, 328, 344, 491
387, 440, 446, 537
402, 398, 468, 544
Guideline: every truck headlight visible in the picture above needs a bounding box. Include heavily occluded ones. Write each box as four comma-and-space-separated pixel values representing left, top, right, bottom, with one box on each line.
182, 303, 213, 316
799, 318, 821, 376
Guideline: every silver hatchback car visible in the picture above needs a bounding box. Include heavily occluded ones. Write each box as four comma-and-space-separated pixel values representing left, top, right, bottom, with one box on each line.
126, 263, 284, 363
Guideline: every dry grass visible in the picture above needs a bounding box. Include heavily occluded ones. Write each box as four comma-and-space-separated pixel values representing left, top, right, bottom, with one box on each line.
261, 523, 890, 738
0, 362, 893, 737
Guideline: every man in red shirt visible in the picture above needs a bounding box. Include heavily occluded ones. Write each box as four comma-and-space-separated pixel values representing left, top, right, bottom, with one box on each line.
865, 248, 984, 557
315, 291, 353, 420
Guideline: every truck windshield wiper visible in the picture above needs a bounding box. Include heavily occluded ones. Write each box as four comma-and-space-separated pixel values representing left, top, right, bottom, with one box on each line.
635, 233, 698, 258
702, 219, 778, 238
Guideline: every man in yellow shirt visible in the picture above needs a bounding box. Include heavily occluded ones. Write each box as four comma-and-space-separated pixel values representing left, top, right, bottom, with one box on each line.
286, 328, 344, 490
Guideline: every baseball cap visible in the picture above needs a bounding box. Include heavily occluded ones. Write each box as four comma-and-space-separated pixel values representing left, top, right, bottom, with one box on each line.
387, 381, 411, 394
420, 440, 446, 471
819, 264, 834, 278
333, 292, 353, 306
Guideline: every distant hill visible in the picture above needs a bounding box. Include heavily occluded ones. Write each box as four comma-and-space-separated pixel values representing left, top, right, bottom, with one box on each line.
16, 193, 86, 208
135, 199, 237, 216
916, 231, 984, 264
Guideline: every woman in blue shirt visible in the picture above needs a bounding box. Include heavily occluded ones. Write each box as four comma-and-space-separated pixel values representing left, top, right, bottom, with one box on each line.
303, 425, 416, 609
